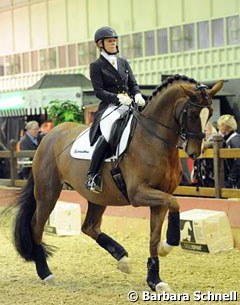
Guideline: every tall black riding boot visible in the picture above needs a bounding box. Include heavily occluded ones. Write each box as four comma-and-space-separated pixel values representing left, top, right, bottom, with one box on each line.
85, 135, 110, 193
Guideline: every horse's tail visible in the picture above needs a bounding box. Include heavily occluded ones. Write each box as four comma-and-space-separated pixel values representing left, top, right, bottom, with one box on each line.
14, 171, 36, 261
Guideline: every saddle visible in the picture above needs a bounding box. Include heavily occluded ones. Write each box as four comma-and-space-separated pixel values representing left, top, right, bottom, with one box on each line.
108, 110, 136, 201
108, 109, 133, 156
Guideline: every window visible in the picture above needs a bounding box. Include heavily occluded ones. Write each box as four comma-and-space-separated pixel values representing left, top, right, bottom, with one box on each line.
197, 21, 209, 49
22, 52, 30, 73
78, 42, 88, 65
88, 41, 97, 63
31, 51, 39, 72
226, 16, 240, 45
184, 24, 195, 51
170, 26, 181, 52
13, 54, 21, 74
120, 35, 132, 58
49, 48, 56, 70
40, 49, 47, 70
133, 33, 143, 58
212, 18, 224, 47
145, 31, 155, 56
58, 46, 67, 68
68, 44, 77, 67
5, 55, 12, 75
0, 57, 4, 76
157, 28, 168, 54
4, 55, 20, 75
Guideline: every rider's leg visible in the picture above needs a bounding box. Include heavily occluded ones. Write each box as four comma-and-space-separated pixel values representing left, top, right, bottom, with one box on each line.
85, 135, 110, 193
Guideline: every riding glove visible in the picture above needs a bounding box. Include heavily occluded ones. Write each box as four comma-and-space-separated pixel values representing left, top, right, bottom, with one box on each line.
134, 93, 146, 107
117, 94, 132, 106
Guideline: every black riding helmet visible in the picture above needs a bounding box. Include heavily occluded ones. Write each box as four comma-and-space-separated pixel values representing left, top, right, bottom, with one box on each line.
94, 26, 118, 43
94, 26, 119, 55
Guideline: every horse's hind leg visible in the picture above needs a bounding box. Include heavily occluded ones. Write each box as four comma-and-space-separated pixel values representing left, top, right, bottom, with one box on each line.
82, 202, 130, 273
31, 177, 62, 282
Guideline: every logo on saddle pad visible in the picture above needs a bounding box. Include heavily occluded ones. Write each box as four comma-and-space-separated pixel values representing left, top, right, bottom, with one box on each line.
70, 106, 133, 160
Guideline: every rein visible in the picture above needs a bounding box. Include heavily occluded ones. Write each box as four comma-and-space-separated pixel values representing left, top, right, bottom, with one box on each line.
132, 109, 179, 148
132, 86, 211, 148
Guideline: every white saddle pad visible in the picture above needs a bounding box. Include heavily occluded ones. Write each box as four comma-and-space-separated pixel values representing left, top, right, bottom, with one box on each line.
70, 107, 133, 160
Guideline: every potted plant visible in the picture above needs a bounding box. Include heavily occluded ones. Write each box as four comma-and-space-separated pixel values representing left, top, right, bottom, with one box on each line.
46, 99, 84, 126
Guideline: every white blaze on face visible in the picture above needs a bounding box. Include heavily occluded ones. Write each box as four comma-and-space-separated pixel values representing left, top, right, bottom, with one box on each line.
200, 108, 209, 132
200, 107, 209, 153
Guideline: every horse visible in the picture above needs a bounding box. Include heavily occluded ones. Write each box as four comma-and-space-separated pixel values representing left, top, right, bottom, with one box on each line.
13, 75, 223, 292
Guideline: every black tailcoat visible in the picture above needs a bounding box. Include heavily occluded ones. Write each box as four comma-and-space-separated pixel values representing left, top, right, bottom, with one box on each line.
89, 55, 140, 145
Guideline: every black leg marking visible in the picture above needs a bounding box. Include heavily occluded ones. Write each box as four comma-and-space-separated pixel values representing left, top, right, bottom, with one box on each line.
167, 211, 180, 246
96, 233, 128, 260
146, 257, 161, 291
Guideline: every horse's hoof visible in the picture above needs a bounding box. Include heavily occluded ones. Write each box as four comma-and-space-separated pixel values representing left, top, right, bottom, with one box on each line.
155, 281, 171, 293
42, 274, 55, 285
118, 256, 131, 273
158, 241, 173, 257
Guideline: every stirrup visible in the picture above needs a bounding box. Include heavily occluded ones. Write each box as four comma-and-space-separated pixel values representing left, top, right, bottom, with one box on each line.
85, 174, 103, 193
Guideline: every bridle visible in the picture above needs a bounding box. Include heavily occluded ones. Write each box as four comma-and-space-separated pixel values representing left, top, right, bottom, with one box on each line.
176, 85, 211, 142
132, 84, 212, 148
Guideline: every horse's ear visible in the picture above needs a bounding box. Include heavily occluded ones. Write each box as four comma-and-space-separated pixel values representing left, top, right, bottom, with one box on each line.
180, 85, 195, 98
208, 80, 224, 97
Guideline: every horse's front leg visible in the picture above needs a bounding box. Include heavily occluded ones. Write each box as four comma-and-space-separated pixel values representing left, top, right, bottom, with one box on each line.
147, 206, 171, 292
128, 185, 180, 292
82, 201, 131, 273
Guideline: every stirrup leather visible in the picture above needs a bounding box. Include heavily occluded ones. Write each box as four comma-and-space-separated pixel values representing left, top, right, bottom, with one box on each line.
86, 174, 103, 193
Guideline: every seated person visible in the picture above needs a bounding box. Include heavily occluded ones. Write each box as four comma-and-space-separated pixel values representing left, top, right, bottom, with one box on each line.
191, 121, 217, 187
0, 141, 10, 178
18, 121, 40, 179
217, 115, 240, 188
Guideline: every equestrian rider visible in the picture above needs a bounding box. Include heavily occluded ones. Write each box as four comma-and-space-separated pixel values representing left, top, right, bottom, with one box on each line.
85, 26, 146, 193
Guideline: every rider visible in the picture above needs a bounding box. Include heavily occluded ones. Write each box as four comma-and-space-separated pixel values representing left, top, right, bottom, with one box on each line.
85, 26, 146, 193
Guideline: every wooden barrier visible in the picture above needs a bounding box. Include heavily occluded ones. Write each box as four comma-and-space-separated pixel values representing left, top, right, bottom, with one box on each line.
0, 136, 240, 199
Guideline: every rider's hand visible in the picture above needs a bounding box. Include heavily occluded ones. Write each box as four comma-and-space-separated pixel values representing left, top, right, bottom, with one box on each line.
134, 93, 146, 107
117, 94, 132, 106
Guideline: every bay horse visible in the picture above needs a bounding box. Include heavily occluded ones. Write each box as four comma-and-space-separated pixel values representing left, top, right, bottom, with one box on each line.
13, 75, 223, 292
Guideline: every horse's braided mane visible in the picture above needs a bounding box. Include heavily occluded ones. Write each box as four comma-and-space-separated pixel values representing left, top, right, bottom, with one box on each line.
149, 74, 201, 100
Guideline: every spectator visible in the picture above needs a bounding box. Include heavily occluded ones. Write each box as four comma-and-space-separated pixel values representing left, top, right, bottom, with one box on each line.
0, 140, 10, 178
203, 121, 218, 148
18, 121, 40, 179
191, 121, 217, 187
38, 121, 54, 143
217, 115, 240, 188
19, 121, 40, 150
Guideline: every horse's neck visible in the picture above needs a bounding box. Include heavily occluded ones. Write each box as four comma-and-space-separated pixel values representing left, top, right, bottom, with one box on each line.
142, 90, 181, 141
145, 88, 180, 119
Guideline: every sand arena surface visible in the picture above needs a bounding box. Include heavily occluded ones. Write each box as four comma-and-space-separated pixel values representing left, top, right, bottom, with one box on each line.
0, 211, 239, 305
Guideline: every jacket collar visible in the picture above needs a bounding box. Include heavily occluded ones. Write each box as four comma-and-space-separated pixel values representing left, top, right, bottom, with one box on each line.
224, 130, 237, 144
99, 55, 125, 78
